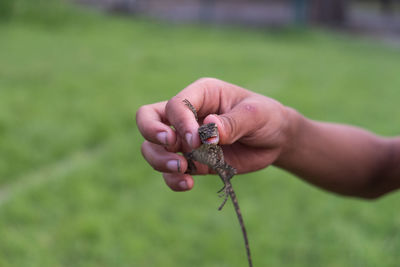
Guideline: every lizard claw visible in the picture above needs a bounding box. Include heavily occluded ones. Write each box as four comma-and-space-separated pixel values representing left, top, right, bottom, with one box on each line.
217, 185, 226, 194
217, 186, 230, 211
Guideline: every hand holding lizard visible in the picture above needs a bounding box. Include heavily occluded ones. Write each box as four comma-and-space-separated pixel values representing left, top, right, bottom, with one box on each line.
136, 77, 293, 191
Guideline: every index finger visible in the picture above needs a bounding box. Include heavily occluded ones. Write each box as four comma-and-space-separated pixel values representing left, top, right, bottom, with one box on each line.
165, 77, 248, 149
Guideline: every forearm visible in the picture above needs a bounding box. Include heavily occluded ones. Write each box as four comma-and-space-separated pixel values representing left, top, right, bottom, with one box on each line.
275, 108, 400, 199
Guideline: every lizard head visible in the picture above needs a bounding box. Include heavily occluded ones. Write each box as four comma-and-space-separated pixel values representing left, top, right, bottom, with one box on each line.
198, 123, 219, 145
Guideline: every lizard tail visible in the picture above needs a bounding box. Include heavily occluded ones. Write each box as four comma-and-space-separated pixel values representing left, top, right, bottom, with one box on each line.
229, 188, 253, 267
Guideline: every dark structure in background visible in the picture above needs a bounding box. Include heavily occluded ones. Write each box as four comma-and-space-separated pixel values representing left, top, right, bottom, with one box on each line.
78, 0, 400, 37
309, 0, 348, 26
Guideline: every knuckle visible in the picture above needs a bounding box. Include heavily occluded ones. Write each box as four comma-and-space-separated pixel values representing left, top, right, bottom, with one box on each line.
165, 95, 181, 114
136, 106, 157, 136
135, 105, 148, 120
135, 105, 151, 133
195, 77, 219, 86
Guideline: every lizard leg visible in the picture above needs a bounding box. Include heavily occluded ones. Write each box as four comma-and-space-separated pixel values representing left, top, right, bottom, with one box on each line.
216, 165, 231, 207
216, 164, 229, 193
224, 164, 237, 180
184, 152, 197, 174
216, 163, 236, 193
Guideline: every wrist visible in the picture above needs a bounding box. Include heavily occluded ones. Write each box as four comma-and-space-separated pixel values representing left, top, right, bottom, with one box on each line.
274, 106, 306, 167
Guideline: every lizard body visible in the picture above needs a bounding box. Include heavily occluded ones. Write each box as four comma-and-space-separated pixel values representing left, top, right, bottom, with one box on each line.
183, 99, 253, 267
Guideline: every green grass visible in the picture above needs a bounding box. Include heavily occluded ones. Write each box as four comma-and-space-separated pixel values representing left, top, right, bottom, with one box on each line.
1, 3, 400, 267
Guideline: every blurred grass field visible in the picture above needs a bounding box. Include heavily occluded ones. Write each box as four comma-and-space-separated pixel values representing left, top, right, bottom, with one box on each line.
1, 1, 400, 266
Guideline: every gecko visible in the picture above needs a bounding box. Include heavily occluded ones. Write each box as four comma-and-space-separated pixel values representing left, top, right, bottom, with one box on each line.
183, 99, 253, 267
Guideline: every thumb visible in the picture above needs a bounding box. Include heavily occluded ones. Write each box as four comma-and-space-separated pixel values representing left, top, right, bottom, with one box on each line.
203, 101, 262, 145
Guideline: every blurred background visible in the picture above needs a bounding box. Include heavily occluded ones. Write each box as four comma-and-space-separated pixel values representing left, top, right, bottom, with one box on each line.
1, 0, 400, 266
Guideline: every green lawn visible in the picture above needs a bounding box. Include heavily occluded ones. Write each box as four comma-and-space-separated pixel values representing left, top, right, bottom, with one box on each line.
1, 3, 400, 267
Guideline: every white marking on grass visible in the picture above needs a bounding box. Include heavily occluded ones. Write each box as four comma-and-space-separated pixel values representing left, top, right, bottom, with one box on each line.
0, 147, 103, 207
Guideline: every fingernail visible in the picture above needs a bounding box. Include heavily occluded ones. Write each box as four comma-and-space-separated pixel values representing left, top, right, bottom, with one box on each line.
185, 133, 193, 148
179, 180, 188, 190
166, 160, 180, 172
156, 132, 168, 145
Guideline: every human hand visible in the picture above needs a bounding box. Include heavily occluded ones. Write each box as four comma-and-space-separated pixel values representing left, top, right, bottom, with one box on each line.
136, 78, 294, 191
